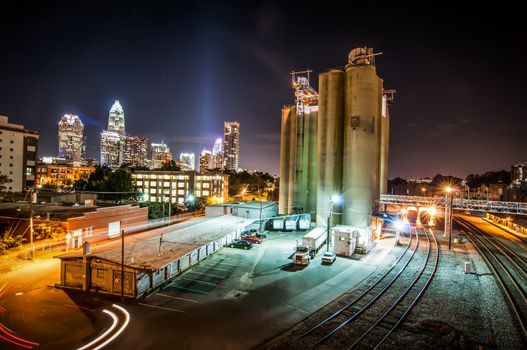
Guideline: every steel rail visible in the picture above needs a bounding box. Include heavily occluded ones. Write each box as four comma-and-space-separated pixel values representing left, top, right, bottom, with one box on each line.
286, 228, 418, 347
372, 227, 439, 350
304, 229, 421, 349
456, 218, 527, 339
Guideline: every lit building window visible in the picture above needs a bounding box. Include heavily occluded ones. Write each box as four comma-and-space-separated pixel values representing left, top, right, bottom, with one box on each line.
203, 183, 210, 189
196, 190, 201, 197
150, 181, 156, 186
203, 190, 209, 196
177, 197, 184, 204
178, 182, 185, 188
136, 181, 143, 186
178, 189, 185, 195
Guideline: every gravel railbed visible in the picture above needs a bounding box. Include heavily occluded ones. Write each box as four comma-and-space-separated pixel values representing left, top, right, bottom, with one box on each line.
259, 228, 525, 349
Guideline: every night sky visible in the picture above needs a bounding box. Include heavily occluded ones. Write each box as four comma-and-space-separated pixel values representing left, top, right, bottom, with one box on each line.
1, 1, 525, 179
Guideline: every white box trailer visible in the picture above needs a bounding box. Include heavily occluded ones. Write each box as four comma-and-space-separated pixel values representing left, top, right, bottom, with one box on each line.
302, 227, 327, 253
298, 214, 311, 230
284, 215, 299, 231
272, 217, 285, 231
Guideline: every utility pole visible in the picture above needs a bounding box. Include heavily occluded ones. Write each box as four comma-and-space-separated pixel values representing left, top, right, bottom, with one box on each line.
29, 187, 34, 260
258, 186, 263, 233
121, 227, 125, 302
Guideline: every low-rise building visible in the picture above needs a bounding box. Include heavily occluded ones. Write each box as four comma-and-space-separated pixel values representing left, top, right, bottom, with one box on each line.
205, 201, 278, 219
36, 163, 95, 188
56, 215, 251, 298
0, 115, 39, 192
132, 170, 229, 204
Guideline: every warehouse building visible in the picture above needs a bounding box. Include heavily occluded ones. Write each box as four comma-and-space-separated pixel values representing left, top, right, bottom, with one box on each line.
56, 215, 251, 298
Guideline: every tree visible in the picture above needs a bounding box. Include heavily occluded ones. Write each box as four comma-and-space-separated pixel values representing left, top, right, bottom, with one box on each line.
0, 174, 11, 192
0, 174, 13, 201
103, 169, 138, 203
159, 160, 181, 171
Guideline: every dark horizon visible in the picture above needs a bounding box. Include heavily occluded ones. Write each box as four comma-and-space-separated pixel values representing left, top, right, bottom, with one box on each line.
1, 1, 525, 179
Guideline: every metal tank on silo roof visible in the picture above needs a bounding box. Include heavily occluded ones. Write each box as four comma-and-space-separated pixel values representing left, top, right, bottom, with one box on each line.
342, 47, 383, 229
279, 106, 294, 215
316, 69, 344, 226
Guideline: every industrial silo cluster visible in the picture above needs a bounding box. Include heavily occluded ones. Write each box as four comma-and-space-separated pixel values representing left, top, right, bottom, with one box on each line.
279, 48, 393, 252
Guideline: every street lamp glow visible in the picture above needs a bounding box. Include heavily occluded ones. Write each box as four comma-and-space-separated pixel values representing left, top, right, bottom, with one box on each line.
444, 186, 453, 193
330, 194, 342, 205
394, 220, 404, 231
186, 195, 195, 203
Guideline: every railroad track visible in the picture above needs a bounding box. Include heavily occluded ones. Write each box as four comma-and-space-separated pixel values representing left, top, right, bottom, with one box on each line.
456, 217, 527, 340
286, 226, 439, 349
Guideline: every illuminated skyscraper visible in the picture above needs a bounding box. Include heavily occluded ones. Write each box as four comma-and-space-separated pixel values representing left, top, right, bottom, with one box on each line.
151, 142, 172, 169
122, 136, 149, 168
212, 138, 224, 170
108, 100, 125, 135
100, 131, 121, 169
224, 121, 239, 171
199, 149, 213, 171
179, 153, 195, 171
58, 114, 85, 162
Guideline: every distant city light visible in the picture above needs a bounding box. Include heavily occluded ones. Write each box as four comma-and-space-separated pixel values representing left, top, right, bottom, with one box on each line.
330, 194, 342, 205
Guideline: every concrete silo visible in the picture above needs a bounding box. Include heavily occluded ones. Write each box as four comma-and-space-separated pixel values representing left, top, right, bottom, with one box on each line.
341, 48, 383, 235
279, 106, 294, 215
316, 69, 344, 226
279, 72, 318, 215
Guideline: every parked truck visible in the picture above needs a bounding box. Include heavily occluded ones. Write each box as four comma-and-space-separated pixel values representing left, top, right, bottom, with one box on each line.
293, 227, 328, 265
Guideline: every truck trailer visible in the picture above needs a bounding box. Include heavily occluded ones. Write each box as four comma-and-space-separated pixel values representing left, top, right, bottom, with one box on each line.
293, 227, 328, 265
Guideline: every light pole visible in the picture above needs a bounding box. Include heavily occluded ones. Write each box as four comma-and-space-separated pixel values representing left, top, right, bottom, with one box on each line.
444, 186, 454, 250
258, 186, 263, 233
327, 195, 342, 252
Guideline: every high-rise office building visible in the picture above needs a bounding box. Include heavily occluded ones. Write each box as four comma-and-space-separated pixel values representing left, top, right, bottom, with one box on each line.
0, 115, 39, 192
199, 149, 213, 171
108, 100, 125, 135
122, 136, 149, 168
100, 131, 121, 169
212, 138, 224, 170
58, 114, 85, 162
224, 121, 240, 171
151, 142, 172, 169
179, 153, 195, 171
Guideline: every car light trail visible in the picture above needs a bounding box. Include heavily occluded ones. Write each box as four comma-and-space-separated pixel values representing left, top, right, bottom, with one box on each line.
76, 309, 118, 350
0, 323, 39, 348
92, 304, 130, 350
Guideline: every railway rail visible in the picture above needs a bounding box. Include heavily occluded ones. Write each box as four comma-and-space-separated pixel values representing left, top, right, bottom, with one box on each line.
286, 226, 439, 349
456, 217, 527, 340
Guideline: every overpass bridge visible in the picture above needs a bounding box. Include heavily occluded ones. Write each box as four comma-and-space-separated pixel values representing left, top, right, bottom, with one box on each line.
379, 195, 527, 215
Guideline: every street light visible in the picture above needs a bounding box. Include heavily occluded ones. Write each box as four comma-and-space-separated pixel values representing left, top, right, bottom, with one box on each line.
327, 194, 342, 252
444, 186, 454, 250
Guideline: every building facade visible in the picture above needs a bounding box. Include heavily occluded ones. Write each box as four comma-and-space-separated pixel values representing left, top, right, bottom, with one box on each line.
108, 100, 125, 135
36, 161, 96, 188
58, 114, 85, 162
199, 149, 213, 171
132, 170, 229, 204
0, 115, 39, 192
179, 153, 195, 171
122, 136, 149, 168
100, 130, 121, 169
224, 121, 240, 171
151, 142, 172, 169
212, 138, 224, 170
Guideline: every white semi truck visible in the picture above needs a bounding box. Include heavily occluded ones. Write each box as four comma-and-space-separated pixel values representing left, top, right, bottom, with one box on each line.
293, 227, 328, 265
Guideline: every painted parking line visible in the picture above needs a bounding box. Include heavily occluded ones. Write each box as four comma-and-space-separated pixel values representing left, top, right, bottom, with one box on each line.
186, 270, 225, 279
138, 303, 186, 313
204, 261, 239, 267
195, 266, 232, 273
156, 293, 199, 303
168, 284, 209, 295
179, 277, 218, 286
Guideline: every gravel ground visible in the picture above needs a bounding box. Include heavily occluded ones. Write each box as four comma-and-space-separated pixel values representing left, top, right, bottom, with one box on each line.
259, 227, 525, 350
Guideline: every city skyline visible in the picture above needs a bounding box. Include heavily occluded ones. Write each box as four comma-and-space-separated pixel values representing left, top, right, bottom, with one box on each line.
1, 2, 525, 179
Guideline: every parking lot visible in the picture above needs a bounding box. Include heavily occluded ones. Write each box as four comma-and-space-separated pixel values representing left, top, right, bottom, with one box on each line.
118, 229, 398, 350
